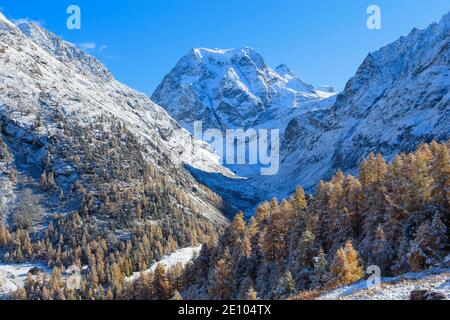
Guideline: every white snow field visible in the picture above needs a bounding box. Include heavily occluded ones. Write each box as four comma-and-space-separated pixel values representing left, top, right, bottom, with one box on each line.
126, 246, 202, 282
0, 262, 49, 298
318, 268, 450, 300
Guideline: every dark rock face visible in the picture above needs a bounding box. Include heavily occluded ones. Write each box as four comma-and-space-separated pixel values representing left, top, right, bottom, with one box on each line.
28, 267, 44, 275
410, 289, 446, 300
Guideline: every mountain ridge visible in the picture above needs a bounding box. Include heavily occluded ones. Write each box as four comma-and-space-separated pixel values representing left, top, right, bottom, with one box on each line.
0, 12, 234, 226
153, 13, 449, 207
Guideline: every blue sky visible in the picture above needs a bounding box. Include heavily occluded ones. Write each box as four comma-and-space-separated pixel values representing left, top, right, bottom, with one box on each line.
1, 0, 449, 96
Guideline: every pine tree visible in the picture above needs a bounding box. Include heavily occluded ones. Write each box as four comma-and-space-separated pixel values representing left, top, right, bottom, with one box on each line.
311, 249, 328, 289
296, 229, 317, 270
275, 271, 296, 299
408, 222, 434, 272
431, 212, 448, 256
371, 224, 393, 274
408, 213, 447, 273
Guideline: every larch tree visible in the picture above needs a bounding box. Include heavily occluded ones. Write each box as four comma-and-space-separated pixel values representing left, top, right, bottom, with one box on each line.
229, 212, 251, 258
208, 248, 234, 300
329, 241, 364, 287
153, 263, 171, 300
430, 142, 450, 215
292, 186, 307, 216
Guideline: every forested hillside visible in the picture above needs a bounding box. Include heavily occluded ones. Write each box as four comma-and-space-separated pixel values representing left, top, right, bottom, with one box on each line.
0, 12, 226, 300
143, 140, 449, 300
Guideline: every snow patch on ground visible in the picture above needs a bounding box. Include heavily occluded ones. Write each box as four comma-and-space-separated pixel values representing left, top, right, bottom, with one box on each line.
318, 268, 450, 300
126, 246, 202, 282
0, 262, 49, 298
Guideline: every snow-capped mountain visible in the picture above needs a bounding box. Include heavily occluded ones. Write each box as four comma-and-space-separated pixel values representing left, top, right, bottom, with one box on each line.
260, 11, 450, 197
152, 47, 335, 133
0, 12, 234, 224
153, 13, 449, 206
152, 46, 338, 210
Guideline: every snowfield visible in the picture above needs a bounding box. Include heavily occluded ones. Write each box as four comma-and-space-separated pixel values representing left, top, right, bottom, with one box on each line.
318, 268, 450, 300
126, 246, 202, 282
0, 262, 49, 298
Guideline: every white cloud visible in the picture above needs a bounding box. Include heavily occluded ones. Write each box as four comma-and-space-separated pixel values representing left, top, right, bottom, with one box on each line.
79, 42, 97, 51
79, 42, 109, 54
12, 17, 44, 26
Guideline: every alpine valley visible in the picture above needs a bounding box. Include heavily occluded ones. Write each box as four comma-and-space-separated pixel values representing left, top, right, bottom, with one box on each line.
153, 13, 449, 212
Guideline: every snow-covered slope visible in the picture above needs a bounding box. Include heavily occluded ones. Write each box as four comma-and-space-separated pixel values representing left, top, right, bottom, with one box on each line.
0, 262, 49, 298
318, 268, 450, 300
0, 13, 233, 224
154, 13, 450, 207
152, 47, 334, 133
126, 246, 202, 282
152, 46, 337, 209
261, 11, 450, 197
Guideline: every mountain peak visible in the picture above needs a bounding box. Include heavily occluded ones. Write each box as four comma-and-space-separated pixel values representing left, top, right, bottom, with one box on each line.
0, 12, 19, 32
14, 19, 112, 81
275, 64, 294, 76
192, 46, 257, 56
153, 46, 329, 134
187, 47, 266, 70
0, 11, 10, 23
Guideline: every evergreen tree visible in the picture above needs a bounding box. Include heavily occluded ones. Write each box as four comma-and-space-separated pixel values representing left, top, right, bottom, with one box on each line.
371, 225, 393, 274
311, 249, 328, 289
275, 271, 296, 299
